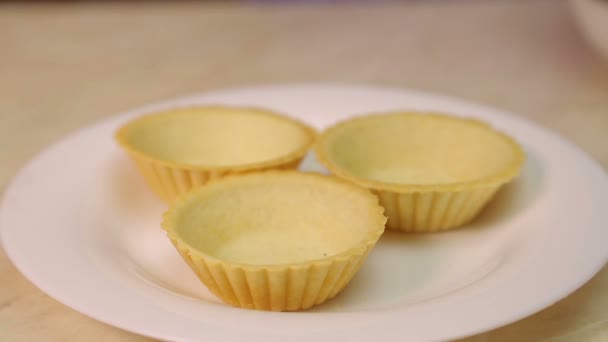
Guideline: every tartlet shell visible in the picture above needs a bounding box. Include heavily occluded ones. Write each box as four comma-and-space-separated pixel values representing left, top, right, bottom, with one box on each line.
115, 106, 317, 202
161, 171, 387, 311
314, 112, 525, 232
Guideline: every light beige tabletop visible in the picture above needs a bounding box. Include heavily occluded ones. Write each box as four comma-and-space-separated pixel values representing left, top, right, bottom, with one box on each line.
1, 1, 607, 341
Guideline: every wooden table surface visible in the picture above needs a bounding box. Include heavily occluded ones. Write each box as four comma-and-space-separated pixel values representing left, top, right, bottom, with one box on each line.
1, 1, 607, 341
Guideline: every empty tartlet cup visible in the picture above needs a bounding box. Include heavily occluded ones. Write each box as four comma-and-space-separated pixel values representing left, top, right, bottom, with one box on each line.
315, 112, 525, 232
115, 106, 316, 202
162, 171, 386, 311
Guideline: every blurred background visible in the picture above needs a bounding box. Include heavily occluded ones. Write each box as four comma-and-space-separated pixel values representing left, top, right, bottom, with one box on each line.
1, 0, 608, 341
1, 0, 607, 184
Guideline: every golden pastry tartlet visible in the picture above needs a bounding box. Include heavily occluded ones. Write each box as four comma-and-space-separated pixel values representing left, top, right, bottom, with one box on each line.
162, 171, 386, 311
315, 112, 525, 232
115, 106, 315, 202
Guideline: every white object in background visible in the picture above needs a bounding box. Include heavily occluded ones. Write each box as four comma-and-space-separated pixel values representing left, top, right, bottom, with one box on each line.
572, 0, 608, 60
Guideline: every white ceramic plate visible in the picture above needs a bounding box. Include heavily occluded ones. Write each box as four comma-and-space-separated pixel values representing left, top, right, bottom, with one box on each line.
2, 84, 607, 342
